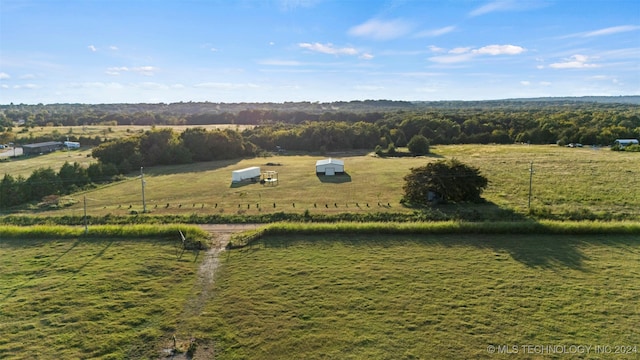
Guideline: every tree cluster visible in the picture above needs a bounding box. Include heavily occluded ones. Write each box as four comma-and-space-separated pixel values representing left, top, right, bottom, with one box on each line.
91, 127, 255, 173
0, 162, 102, 208
402, 159, 488, 205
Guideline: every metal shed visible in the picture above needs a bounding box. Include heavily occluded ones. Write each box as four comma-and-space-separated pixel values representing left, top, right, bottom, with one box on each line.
22, 141, 63, 155
231, 166, 261, 183
315, 158, 344, 176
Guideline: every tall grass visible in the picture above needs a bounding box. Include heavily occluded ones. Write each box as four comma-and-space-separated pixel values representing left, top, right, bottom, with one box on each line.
0, 224, 209, 243
230, 221, 640, 247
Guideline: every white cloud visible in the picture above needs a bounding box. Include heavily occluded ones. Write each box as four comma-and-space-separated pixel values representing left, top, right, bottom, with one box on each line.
520, 81, 531, 86
468, 0, 545, 17
549, 55, 599, 69
299, 42, 358, 56
416, 26, 456, 38
429, 53, 475, 64
469, 0, 517, 17
88, 45, 97, 52
428, 45, 445, 53
109, 45, 119, 51
0, 72, 10, 79
584, 25, 640, 37
359, 53, 374, 60
539, 81, 552, 86
106, 66, 158, 76
348, 18, 412, 40
14, 84, 40, 89
428, 44, 526, 63
20, 74, 36, 79
474, 44, 525, 55
450, 47, 472, 54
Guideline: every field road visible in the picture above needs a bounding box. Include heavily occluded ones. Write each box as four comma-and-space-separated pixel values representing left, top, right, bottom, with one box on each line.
161, 223, 261, 358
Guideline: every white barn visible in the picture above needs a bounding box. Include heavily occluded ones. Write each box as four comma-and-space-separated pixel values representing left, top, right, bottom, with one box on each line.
315, 158, 344, 176
232, 166, 261, 182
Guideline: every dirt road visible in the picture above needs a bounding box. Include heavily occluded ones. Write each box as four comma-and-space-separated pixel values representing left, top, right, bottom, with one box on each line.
160, 224, 260, 359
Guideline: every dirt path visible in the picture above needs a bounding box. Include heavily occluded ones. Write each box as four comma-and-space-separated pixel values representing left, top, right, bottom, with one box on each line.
160, 224, 259, 359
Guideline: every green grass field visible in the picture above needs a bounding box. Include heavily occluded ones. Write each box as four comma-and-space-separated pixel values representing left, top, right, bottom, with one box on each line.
200, 233, 640, 359
0, 236, 200, 359
8, 144, 638, 221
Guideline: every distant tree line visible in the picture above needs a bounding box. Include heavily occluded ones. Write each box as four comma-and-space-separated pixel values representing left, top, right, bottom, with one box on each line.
2, 100, 638, 147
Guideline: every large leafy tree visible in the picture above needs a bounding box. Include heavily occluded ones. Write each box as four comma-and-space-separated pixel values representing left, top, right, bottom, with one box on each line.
402, 159, 488, 204
407, 134, 430, 155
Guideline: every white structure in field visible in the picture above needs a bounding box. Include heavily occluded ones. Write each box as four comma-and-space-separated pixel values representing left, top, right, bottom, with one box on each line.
315, 158, 344, 176
614, 139, 639, 148
64, 141, 80, 149
231, 166, 261, 182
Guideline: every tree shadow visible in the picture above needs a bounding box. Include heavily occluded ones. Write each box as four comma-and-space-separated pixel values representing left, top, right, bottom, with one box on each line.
404, 200, 529, 222
137, 158, 244, 177
250, 232, 613, 270
316, 172, 352, 183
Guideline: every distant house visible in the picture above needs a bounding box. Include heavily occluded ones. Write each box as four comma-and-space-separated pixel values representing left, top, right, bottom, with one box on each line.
614, 139, 639, 148
22, 141, 63, 155
315, 158, 344, 176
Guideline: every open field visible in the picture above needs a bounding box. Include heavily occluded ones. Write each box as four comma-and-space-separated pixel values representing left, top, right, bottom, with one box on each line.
12, 124, 253, 143
199, 233, 640, 359
3, 229, 638, 359
6, 144, 638, 221
0, 236, 200, 359
1, 148, 94, 178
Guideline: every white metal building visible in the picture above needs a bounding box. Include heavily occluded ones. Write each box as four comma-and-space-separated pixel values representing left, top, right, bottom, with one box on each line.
315, 158, 344, 176
614, 139, 639, 148
231, 166, 261, 182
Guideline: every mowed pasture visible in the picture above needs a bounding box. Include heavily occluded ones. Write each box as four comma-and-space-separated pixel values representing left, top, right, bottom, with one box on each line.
0, 236, 200, 359
17, 144, 640, 220
200, 233, 640, 359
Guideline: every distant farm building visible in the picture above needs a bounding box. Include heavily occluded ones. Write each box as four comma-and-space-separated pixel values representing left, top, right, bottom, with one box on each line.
64, 141, 80, 149
22, 141, 63, 155
231, 166, 261, 183
315, 158, 344, 176
614, 139, 639, 148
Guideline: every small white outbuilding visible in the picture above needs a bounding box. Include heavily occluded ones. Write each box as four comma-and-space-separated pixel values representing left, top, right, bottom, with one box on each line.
315, 158, 344, 176
232, 166, 261, 183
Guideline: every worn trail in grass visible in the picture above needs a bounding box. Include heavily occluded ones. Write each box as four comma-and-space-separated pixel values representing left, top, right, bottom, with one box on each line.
200, 234, 640, 359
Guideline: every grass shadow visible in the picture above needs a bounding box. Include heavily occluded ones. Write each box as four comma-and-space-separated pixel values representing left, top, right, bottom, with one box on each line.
316, 172, 352, 183
253, 232, 608, 270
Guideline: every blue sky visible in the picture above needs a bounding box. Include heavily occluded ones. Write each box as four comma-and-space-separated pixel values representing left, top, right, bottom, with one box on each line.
1, 0, 639, 104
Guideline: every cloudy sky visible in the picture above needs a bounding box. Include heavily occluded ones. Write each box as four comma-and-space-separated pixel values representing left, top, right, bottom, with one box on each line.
1, 0, 638, 104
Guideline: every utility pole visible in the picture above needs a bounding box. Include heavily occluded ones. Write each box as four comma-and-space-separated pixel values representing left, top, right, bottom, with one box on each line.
528, 161, 534, 211
141, 167, 147, 213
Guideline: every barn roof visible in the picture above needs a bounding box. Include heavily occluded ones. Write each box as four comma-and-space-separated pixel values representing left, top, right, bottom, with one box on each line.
316, 158, 344, 166
22, 141, 63, 148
